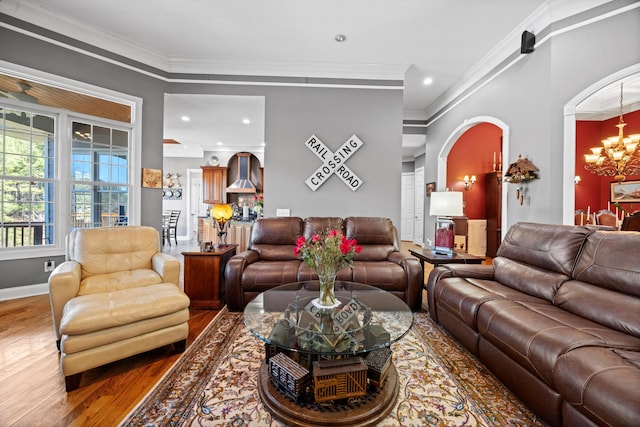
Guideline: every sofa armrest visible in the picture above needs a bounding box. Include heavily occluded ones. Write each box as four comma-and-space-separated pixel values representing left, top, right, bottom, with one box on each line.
440, 263, 495, 279
425, 264, 495, 320
225, 250, 260, 311
152, 252, 180, 286
387, 251, 423, 311
48, 261, 81, 341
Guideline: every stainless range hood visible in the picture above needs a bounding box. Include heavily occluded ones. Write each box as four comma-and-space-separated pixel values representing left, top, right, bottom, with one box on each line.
226, 153, 257, 193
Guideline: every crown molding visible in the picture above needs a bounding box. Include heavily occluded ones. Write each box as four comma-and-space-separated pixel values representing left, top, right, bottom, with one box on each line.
0, 0, 407, 81
167, 57, 409, 80
0, 0, 170, 70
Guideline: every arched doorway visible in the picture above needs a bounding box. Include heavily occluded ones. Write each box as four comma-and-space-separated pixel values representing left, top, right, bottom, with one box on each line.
563, 64, 640, 225
437, 116, 510, 255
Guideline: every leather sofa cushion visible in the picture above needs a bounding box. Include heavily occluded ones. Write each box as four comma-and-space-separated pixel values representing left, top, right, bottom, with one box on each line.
66, 227, 159, 279
250, 217, 303, 261
61, 308, 189, 354
250, 217, 303, 245
345, 217, 394, 245
351, 261, 407, 292
477, 299, 640, 387
497, 222, 591, 276
433, 277, 547, 330
78, 268, 162, 295
493, 257, 570, 302
345, 217, 396, 261
60, 283, 190, 335
555, 346, 640, 427
555, 280, 640, 338
251, 244, 299, 261
303, 217, 344, 239
573, 230, 640, 297
238, 260, 301, 291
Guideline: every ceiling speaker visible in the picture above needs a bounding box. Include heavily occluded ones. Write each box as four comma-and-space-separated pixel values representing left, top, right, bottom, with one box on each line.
521, 30, 535, 54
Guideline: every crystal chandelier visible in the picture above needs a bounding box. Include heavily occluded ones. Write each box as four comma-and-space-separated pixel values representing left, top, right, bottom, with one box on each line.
584, 82, 640, 182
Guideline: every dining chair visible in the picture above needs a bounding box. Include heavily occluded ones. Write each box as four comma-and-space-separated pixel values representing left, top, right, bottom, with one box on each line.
162, 210, 172, 246
595, 209, 618, 229
164, 210, 180, 246
574, 209, 593, 226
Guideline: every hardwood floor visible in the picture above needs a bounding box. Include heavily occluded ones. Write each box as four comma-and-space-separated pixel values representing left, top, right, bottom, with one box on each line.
0, 239, 217, 427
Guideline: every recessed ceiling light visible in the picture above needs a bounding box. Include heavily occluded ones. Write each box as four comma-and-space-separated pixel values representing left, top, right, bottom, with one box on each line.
242, 118, 251, 125
423, 77, 434, 86
217, 141, 223, 145
181, 115, 190, 122
261, 142, 266, 147
335, 34, 347, 42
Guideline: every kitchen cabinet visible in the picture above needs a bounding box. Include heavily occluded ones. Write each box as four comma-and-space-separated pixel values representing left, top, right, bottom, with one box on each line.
201, 166, 228, 204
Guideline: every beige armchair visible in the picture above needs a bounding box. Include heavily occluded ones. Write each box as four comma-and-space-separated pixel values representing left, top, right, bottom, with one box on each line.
48, 226, 190, 391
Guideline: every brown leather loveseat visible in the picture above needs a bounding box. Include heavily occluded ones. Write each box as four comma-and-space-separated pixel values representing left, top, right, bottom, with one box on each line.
426, 222, 640, 427
225, 216, 422, 311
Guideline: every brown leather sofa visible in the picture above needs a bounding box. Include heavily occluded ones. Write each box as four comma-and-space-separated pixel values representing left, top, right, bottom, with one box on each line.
225, 216, 422, 311
426, 222, 640, 427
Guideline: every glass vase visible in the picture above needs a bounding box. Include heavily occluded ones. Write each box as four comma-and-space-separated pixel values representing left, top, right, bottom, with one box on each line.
316, 270, 339, 308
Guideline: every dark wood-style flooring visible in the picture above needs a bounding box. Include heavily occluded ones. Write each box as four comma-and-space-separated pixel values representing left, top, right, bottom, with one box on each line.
0, 240, 433, 426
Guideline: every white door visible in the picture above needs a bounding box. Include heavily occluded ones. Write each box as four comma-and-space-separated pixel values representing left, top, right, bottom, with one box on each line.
400, 173, 415, 241
414, 167, 425, 246
187, 169, 205, 242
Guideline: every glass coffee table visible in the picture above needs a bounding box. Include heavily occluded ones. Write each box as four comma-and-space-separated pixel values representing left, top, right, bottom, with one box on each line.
244, 281, 413, 426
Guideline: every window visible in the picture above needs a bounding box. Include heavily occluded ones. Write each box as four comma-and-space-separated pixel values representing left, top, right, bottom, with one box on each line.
0, 106, 55, 247
0, 66, 140, 260
71, 121, 130, 228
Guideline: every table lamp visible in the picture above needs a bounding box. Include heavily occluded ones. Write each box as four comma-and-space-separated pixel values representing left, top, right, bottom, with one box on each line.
211, 203, 234, 248
429, 191, 463, 256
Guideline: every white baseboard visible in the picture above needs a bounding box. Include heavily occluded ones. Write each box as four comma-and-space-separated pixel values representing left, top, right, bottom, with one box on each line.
0, 283, 49, 301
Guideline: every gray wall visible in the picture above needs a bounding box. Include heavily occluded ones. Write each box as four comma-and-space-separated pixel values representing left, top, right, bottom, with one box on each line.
421, 4, 640, 240
165, 82, 403, 224
0, 19, 402, 289
0, 23, 166, 289
263, 86, 402, 222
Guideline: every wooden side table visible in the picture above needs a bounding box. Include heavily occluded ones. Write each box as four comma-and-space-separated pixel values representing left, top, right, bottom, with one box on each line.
182, 245, 236, 309
409, 247, 485, 287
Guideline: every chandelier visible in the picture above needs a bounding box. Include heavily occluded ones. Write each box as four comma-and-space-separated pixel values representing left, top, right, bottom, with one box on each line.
584, 82, 640, 182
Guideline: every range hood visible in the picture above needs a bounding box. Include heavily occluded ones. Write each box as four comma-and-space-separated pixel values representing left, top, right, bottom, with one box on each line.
226, 153, 257, 193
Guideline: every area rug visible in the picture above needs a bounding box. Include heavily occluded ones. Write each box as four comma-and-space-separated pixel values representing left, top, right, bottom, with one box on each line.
120, 307, 544, 427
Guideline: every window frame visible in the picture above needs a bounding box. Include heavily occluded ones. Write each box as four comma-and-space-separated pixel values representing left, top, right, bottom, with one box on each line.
0, 62, 142, 261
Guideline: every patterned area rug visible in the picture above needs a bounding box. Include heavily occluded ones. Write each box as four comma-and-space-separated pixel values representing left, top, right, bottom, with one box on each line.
120, 307, 544, 427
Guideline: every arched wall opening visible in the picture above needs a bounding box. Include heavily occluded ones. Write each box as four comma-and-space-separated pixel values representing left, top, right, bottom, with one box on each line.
563, 63, 640, 225
437, 116, 510, 240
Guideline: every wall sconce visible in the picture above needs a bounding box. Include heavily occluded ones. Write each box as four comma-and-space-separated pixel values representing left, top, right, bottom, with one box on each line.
463, 175, 476, 191
574, 175, 581, 185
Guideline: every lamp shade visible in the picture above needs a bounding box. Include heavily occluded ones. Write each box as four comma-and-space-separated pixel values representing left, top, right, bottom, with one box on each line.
429, 192, 463, 217
211, 204, 233, 222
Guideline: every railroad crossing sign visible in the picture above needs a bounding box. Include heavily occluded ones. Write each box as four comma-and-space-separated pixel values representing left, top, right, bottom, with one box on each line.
304, 134, 364, 191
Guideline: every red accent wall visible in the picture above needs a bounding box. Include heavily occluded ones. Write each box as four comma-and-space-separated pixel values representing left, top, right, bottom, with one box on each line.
576, 109, 640, 214
447, 123, 502, 219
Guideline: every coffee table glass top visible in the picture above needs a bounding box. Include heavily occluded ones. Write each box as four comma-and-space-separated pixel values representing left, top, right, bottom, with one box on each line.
243, 281, 413, 356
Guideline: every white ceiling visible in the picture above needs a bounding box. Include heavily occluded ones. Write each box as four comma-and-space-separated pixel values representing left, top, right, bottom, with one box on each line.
2, 0, 637, 161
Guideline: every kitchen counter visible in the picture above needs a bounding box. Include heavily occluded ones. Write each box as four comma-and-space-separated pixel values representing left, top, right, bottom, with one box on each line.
201, 218, 253, 252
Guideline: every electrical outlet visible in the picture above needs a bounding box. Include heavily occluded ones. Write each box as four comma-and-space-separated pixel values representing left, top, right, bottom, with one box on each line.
44, 260, 55, 272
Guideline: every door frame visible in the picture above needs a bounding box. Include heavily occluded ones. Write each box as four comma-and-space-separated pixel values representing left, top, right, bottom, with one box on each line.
400, 172, 415, 241
413, 166, 425, 247
186, 168, 203, 242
